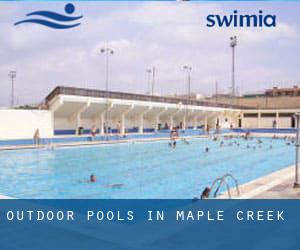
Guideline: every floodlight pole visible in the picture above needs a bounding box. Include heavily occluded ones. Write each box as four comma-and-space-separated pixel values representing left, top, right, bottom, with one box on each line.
215, 80, 218, 103
100, 47, 114, 137
101, 47, 114, 93
183, 65, 192, 129
294, 113, 300, 188
183, 65, 192, 100
230, 36, 237, 99
146, 68, 152, 95
146, 67, 156, 96
8, 71, 16, 108
152, 66, 156, 96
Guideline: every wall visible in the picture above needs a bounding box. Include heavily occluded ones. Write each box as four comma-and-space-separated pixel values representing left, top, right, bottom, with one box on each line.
278, 117, 291, 128
54, 117, 76, 130
205, 96, 300, 109
242, 117, 293, 128
259, 117, 275, 128
242, 118, 259, 128
0, 109, 53, 140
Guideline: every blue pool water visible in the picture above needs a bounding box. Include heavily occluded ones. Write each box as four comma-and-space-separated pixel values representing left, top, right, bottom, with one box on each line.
0, 137, 295, 198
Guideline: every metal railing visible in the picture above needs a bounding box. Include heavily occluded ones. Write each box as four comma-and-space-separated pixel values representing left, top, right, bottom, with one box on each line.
45, 86, 251, 109
209, 173, 240, 198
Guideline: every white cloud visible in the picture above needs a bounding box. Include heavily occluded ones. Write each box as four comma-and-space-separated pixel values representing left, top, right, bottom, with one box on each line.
0, 2, 300, 106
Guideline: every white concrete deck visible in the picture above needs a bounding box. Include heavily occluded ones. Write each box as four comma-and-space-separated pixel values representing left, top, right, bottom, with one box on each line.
219, 165, 300, 199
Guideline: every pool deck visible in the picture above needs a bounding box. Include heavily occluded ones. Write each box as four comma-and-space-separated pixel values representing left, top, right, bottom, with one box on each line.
0, 194, 13, 199
0, 131, 296, 151
219, 165, 300, 199
0, 134, 211, 151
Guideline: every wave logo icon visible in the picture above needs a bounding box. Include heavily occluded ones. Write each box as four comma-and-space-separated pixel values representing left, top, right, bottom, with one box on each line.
14, 3, 82, 29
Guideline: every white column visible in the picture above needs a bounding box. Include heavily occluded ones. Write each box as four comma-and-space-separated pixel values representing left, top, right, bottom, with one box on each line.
204, 116, 208, 131
76, 113, 81, 135
138, 107, 152, 134
99, 112, 105, 135
121, 113, 125, 135
276, 112, 279, 128
240, 113, 244, 128
155, 115, 160, 131
182, 115, 186, 130
139, 114, 144, 134
258, 112, 261, 128
193, 116, 198, 129
169, 116, 174, 130
71, 102, 90, 135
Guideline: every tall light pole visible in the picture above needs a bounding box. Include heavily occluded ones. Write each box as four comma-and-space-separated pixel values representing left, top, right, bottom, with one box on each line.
183, 65, 192, 101
146, 68, 152, 95
294, 113, 300, 188
8, 71, 16, 108
183, 65, 192, 129
146, 66, 156, 96
151, 66, 156, 96
100, 47, 114, 136
230, 36, 237, 98
215, 80, 218, 103
100, 47, 114, 93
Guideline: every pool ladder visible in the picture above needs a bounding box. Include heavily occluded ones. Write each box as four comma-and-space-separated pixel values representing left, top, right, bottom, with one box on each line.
209, 173, 240, 198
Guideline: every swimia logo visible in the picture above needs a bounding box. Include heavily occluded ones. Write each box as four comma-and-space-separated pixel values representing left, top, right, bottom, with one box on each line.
14, 3, 83, 29
206, 10, 276, 28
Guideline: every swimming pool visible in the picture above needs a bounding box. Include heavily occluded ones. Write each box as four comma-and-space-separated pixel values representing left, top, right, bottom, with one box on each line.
0, 136, 295, 198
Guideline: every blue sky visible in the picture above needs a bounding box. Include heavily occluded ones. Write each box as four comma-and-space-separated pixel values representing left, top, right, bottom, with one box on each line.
0, 1, 300, 106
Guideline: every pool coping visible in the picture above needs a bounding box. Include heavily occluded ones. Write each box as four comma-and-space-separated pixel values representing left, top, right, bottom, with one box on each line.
0, 131, 296, 151
0, 134, 214, 151
0, 194, 14, 199
218, 165, 296, 199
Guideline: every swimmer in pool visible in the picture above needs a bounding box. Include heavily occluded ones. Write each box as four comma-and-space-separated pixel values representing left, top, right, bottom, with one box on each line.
182, 138, 190, 144
205, 147, 209, 153
200, 187, 211, 199
90, 174, 96, 183
106, 184, 124, 189
78, 174, 96, 184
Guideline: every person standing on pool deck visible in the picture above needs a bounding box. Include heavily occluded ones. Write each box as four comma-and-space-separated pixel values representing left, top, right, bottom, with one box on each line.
33, 128, 41, 145
272, 119, 277, 129
90, 125, 97, 140
116, 121, 121, 135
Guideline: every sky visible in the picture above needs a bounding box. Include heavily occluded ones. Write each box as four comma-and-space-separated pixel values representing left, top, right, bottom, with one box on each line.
0, 1, 300, 107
